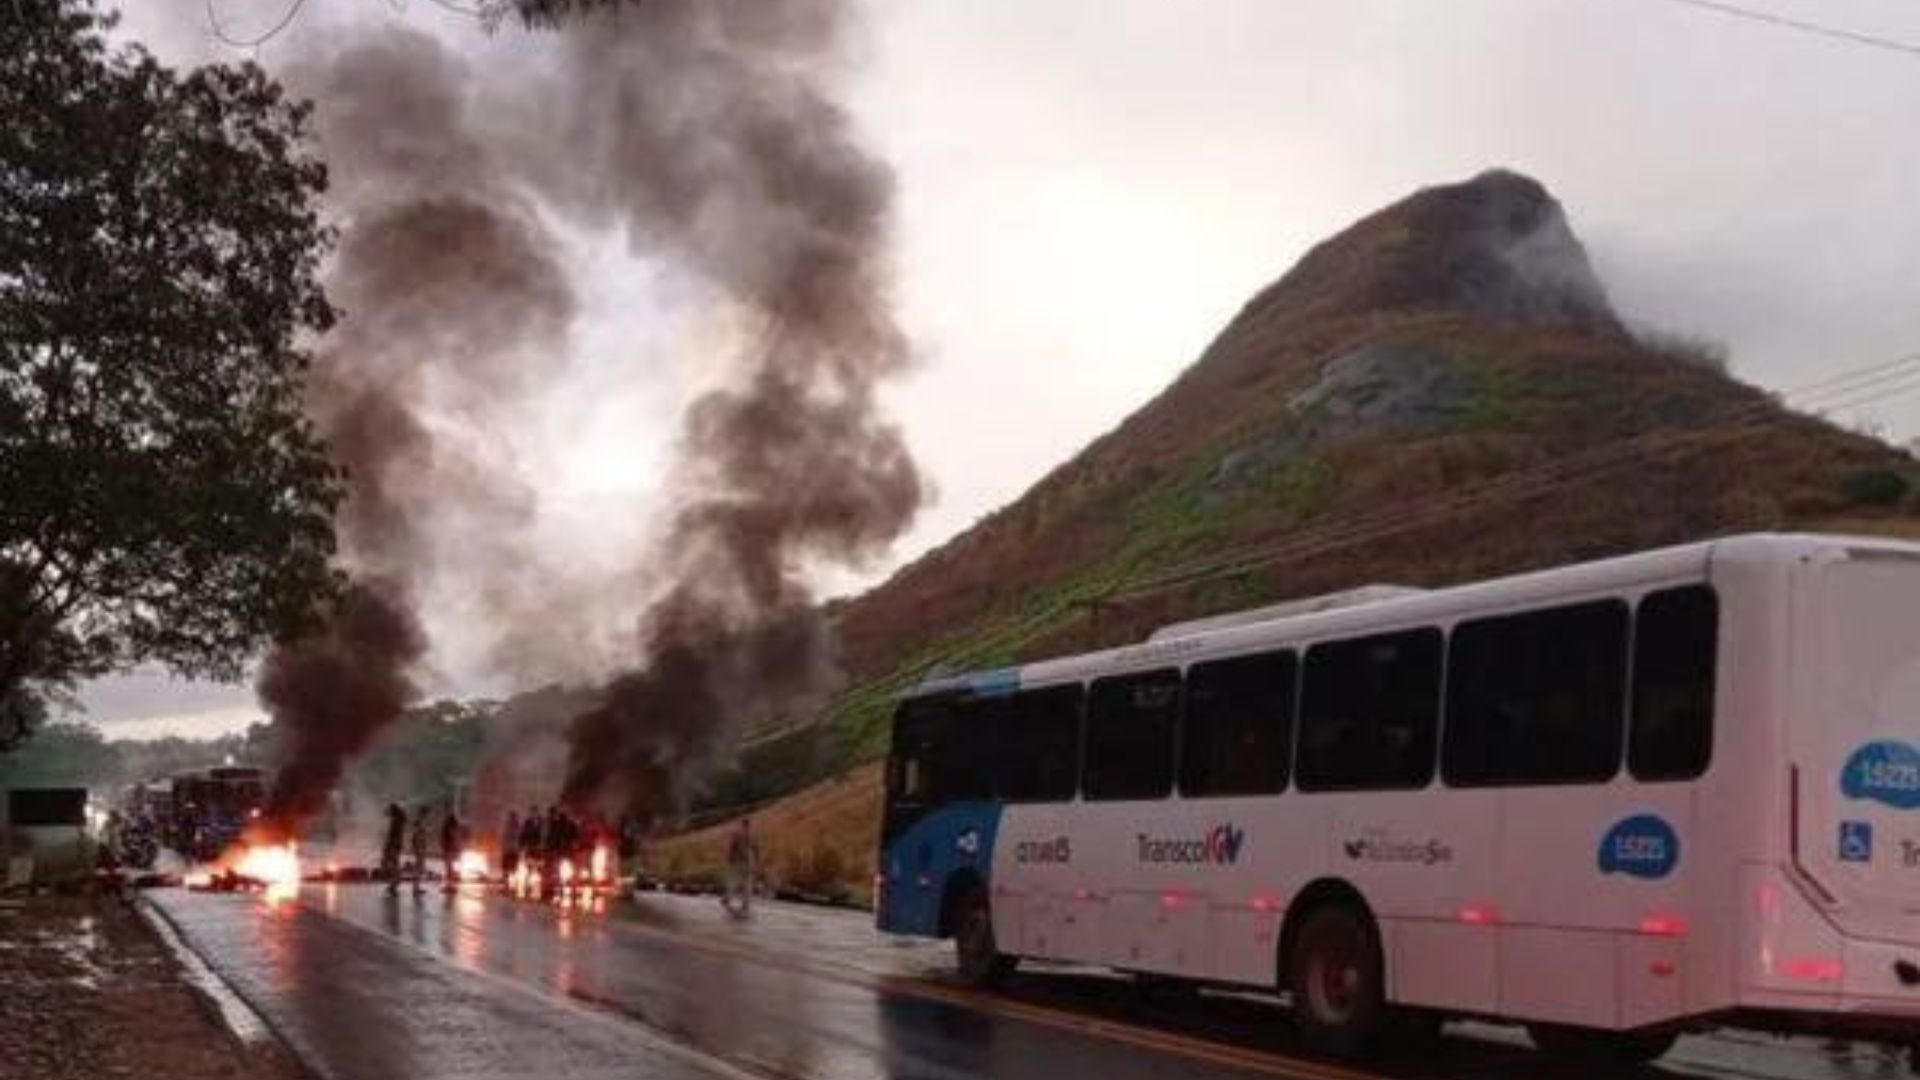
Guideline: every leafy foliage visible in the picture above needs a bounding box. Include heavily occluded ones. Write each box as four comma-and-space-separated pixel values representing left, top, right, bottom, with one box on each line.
0, 721, 122, 788
0, 0, 341, 749
1840, 467, 1910, 508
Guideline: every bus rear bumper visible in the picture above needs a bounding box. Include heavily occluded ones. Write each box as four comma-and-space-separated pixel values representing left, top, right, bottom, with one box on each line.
1733, 933, 1920, 1045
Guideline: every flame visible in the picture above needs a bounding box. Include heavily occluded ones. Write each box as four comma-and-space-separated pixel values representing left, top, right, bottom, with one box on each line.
558, 858, 575, 886
509, 859, 536, 897
456, 849, 488, 883
184, 870, 214, 889
235, 842, 300, 905
590, 843, 610, 884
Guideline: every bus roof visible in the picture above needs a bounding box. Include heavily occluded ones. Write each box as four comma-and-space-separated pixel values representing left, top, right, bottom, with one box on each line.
905, 532, 1920, 699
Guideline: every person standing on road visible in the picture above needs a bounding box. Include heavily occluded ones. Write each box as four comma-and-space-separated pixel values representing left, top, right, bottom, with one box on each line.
381, 803, 406, 896
723, 817, 755, 917
518, 806, 543, 888
408, 806, 430, 896
440, 804, 463, 892
501, 810, 521, 884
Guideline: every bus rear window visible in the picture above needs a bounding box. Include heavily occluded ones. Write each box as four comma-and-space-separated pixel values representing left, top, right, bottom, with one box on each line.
1443, 599, 1629, 787
1182, 650, 1295, 797
1630, 585, 1718, 781
890, 696, 990, 804
1084, 669, 1181, 801
1298, 628, 1441, 791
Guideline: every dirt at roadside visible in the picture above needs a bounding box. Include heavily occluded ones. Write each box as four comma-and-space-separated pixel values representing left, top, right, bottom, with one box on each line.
0, 891, 306, 1080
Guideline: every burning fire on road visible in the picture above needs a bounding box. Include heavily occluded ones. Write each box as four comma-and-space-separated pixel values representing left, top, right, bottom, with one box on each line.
456, 849, 488, 883
185, 839, 302, 906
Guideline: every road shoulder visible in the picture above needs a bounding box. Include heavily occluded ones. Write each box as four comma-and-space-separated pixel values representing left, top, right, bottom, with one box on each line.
0, 890, 306, 1080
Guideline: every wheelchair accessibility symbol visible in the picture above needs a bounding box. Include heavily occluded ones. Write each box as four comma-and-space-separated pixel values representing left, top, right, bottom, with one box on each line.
1840, 820, 1874, 863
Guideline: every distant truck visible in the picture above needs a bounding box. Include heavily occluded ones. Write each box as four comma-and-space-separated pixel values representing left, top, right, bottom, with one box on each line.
169, 766, 265, 862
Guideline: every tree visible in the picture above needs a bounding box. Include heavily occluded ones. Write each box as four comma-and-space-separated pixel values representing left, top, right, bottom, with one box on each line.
0, 1, 342, 750
0, 721, 124, 788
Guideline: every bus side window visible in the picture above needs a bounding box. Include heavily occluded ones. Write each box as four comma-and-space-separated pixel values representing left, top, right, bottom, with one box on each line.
1297, 628, 1441, 791
994, 685, 1083, 802
1629, 585, 1718, 782
1084, 669, 1181, 801
1442, 599, 1628, 787
1182, 650, 1296, 797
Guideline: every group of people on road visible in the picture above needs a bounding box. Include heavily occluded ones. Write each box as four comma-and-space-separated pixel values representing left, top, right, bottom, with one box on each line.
374, 799, 759, 916
496, 805, 631, 896
379, 802, 467, 896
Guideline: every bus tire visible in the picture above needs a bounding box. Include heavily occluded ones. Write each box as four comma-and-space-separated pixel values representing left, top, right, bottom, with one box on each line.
1527, 1023, 1677, 1064
1286, 902, 1385, 1057
952, 885, 1014, 988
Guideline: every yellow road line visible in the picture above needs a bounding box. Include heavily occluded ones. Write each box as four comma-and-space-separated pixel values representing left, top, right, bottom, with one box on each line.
604, 910, 1388, 1080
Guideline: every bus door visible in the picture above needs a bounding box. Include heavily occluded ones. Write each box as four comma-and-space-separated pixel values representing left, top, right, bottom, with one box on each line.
877, 694, 1001, 938
1791, 547, 1920, 995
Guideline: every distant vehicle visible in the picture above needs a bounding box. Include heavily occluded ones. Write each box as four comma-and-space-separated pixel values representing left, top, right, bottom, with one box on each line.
170, 766, 266, 861
121, 779, 174, 839
876, 533, 1920, 1066
4, 787, 92, 886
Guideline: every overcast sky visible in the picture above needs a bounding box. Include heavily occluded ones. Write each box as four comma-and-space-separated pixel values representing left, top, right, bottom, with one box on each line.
86, 0, 1920, 739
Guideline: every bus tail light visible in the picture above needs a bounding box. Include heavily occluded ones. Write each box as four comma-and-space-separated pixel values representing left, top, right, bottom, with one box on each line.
1638, 914, 1688, 937
1458, 904, 1501, 925
1250, 893, 1282, 913
1783, 957, 1845, 983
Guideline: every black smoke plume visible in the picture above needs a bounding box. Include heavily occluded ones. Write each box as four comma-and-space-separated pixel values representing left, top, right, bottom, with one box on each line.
257, 1, 921, 831
258, 29, 576, 832
257, 579, 424, 831
500, 1, 923, 819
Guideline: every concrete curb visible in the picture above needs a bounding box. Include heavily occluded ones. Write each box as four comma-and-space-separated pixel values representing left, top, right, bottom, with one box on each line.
131, 893, 279, 1048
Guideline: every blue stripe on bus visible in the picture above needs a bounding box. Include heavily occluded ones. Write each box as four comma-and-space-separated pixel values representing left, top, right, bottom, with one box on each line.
967, 669, 1020, 697
876, 800, 1003, 938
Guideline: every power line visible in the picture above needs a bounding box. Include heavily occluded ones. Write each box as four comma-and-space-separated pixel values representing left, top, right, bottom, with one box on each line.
1097, 350, 1920, 605
420, 0, 488, 18
1651, 0, 1920, 58
1112, 366, 1920, 602
206, 0, 310, 48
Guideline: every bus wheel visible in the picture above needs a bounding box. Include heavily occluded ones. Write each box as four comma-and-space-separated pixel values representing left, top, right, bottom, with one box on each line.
952, 886, 1014, 988
1287, 903, 1385, 1057
1527, 1023, 1677, 1064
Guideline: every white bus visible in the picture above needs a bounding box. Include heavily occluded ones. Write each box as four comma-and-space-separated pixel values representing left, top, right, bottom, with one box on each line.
875, 533, 1920, 1063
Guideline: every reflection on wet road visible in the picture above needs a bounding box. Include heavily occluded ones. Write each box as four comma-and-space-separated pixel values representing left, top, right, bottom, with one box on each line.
146, 886, 1905, 1080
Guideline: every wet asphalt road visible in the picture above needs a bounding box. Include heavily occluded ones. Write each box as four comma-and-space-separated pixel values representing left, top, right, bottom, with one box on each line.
145, 884, 1907, 1080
